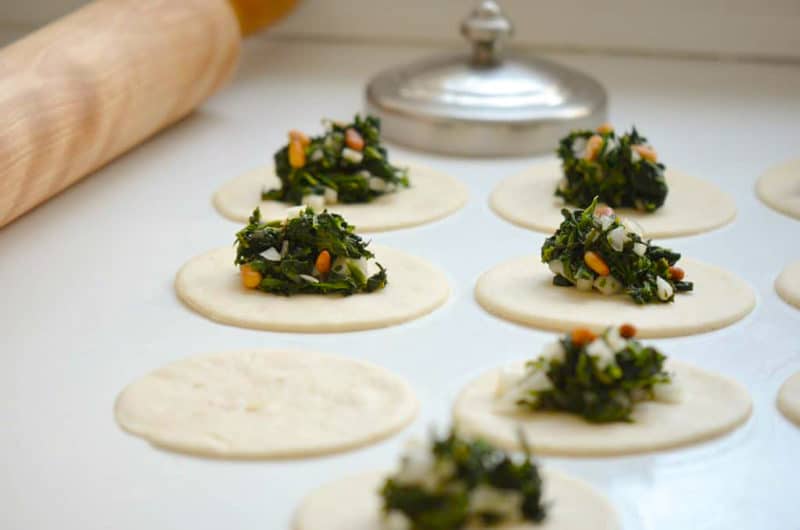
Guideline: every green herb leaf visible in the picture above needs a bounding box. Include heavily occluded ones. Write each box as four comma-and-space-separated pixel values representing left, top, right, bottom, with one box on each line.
381, 431, 546, 530
264, 114, 409, 205
540, 198, 693, 304
518, 327, 671, 423
234, 207, 387, 296
556, 127, 668, 211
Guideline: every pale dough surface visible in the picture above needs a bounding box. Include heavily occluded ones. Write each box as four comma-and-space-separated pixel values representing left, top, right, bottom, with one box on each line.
175, 245, 449, 332
213, 163, 468, 232
454, 360, 751, 457
490, 159, 736, 238
777, 371, 800, 427
474, 255, 755, 338
775, 260, 800, 309
293, 470, 619, 530
115, 349, 418, 458
756, 159, 800, 220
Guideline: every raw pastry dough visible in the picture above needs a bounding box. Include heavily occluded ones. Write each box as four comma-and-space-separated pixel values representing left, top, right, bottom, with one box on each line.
176, 245, 449, 332
115, 349, 418, 458
293, 470, 619, 530
454, 360, 751, 457
213, 163, 468, 232
474, 255, 755, 338
757, 159, 800, 220
775, 260, 800, 309
778, 372, 800, 427
490, 159, 736, 238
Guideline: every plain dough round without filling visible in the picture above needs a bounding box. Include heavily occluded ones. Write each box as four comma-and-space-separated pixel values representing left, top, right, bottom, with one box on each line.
474, 255, 755, 338
775, 260, 800, 309
293, 470, 619, 530
756, 159, 800, 220
454, 360, 751, 457
777, 372, 800, 427
213, 163, 468, 232
115, 350, 418, 458
490, 159, 736, 238
175, 245, 449, 333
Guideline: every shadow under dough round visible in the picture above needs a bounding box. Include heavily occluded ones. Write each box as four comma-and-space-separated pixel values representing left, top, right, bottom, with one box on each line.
176, 245, 449, 332
474, 255, 755, 338
775, 260, 800, 310
115, 350, 418, 459
213, 163, 468, 232
454, 360, 751, 457
756, 159, 800, 220
778, 372, 800, 427
293, 470, 619, 530
490, 159, 736, 238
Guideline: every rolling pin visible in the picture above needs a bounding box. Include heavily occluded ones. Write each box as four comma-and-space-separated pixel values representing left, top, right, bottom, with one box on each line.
0, 0, 297, 228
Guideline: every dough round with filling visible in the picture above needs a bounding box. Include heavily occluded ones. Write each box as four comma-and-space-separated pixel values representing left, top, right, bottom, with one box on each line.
176, 245, 449, 332
115, 349, 418, 458
475, 255, 755, 338
775, 260, 800, 309
490, 159, 736, 238
757, 159, 800, 220
213, 163, 468, 232
292, 470, 619, 530
778, 371, 800, 427
454, 360, 751, 457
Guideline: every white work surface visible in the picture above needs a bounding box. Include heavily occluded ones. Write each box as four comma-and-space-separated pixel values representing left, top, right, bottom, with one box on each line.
1, 37, 799, 530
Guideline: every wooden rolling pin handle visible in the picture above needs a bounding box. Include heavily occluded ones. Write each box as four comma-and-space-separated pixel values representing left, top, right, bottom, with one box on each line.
0, 0, 242, 228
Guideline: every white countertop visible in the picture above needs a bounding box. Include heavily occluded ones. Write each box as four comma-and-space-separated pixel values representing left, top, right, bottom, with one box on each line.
1, 37, 799, 530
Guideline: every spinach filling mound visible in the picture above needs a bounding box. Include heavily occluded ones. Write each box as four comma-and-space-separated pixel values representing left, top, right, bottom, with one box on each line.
234, 207, 387, 295
556, 125, 668, 212
381, 431, 546, 530
263, 114, 409, 207
541, 197, 693, 304
496, 325, 678, 423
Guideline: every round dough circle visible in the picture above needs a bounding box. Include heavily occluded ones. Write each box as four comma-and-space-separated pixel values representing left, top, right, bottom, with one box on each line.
756, 159, 800, 220
293, 470, 619, 530
777, 371, 800, 427
115, 349, 418, 458
490, 159, 736, 238
474, 255, 755, 338
454, 360, 751, 457
213, 163, 468, 232
176, 245, 450, 333
775, 260, 800, 309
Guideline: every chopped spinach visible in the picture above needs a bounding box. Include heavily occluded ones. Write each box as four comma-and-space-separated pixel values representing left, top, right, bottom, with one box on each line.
381, 431, 546, 530
541, 197, 693, 304
263, 114, 409, 205
556, 126, 668, 211
234, 207, 387, 295
513, 326, 672, 423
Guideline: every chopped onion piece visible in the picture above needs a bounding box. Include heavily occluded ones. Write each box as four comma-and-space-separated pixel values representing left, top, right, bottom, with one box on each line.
586, 338, 616, 368
310, 149, 323, 162
607, 226, 627, 252
369, 177, 388, 192
548, 260, 565, 277
594, 275, 622, 295
301, 194, 325, 212
576, 277, 593, 291
656, 276, 674, 301
633, 242, 647, 256
342, 147, 363, 163
299, 274, 319, 284
323, 186, 338, 204
260, 247, 281, 262
653, 379, 683, 404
